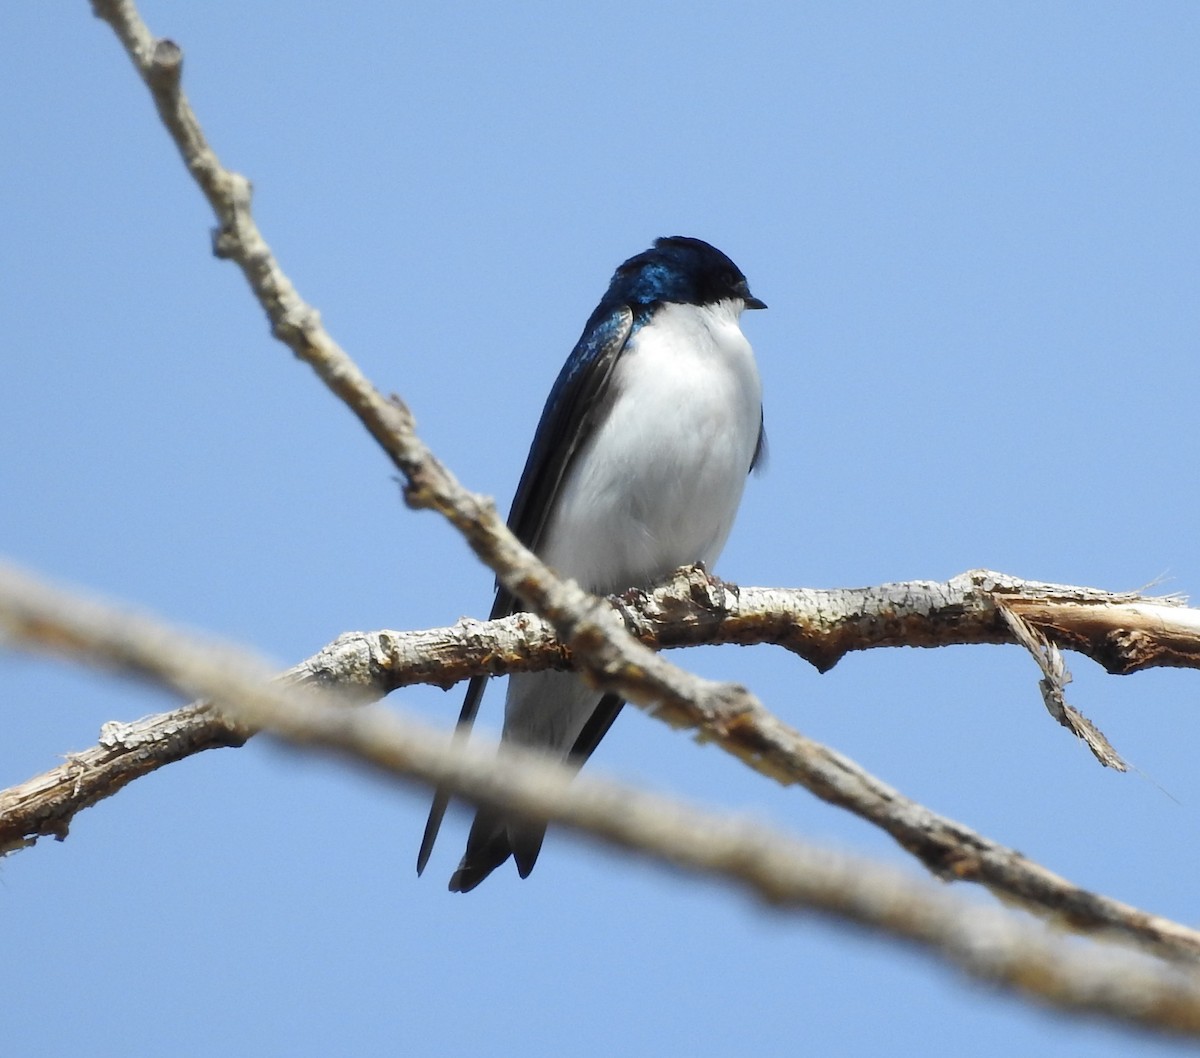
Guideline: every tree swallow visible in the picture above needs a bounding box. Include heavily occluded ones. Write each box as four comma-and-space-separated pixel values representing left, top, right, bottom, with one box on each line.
417, 236, 766, 892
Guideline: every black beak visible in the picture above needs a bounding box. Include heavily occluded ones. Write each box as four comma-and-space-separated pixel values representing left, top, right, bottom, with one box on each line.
743, 295, 767, 310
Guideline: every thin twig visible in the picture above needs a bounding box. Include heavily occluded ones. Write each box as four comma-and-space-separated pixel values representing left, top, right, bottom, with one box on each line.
998, 602, 1125, 769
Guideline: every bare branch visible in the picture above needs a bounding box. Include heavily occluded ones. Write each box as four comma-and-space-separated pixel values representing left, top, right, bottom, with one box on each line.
6, 561, 1200, 1038
88, 0, 583, 636
85, 0, 797, 833
70, 0, 1200, 977
6, 559, 1200, 968
5, 565, 1195, 870
0, 705, 243, 852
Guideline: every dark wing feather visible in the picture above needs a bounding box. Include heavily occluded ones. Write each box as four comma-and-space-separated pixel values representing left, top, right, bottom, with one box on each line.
566, 692, 626, 764
505, 303, 635, 558
750, 409, 767, 474
416, 304, 634, 875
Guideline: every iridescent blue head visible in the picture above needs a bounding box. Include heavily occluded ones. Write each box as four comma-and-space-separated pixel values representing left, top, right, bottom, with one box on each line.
605, 236, 767, 316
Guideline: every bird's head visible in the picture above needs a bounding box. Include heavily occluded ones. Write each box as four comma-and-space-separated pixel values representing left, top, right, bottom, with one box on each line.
608, 236, 766, 313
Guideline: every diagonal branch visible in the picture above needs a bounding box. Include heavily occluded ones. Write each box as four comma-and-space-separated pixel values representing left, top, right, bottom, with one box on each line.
86, 0, 785, 809
5, 563, 1200, 1039
5, 559, 1200, 968
68, 0, 1200, 971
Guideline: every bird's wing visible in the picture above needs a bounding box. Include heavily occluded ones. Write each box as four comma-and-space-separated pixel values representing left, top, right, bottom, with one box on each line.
504, 303, 636, 566
750, 408, 767, 473
416, 303, 634, 874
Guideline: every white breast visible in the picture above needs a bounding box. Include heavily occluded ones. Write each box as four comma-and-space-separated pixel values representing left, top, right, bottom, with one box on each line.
539, 298, 762, 594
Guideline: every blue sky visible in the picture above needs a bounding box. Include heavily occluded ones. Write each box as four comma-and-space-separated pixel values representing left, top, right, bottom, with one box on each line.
3, 2, 1200, 1055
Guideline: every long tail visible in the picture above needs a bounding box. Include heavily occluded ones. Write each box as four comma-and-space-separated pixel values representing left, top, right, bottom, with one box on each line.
416, 672, 490, 875
448, 811, 547, 893
446, 693, 626, 892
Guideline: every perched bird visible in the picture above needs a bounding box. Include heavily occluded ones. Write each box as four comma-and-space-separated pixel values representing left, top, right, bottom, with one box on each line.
417, 236, 766, 892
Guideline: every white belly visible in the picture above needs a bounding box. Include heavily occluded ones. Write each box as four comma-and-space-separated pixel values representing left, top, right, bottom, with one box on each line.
504, 298, 762, 752
539, 299, 762, 593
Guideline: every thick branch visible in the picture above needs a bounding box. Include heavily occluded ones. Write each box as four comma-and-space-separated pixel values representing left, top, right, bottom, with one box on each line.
5, 566, 1192, 863
5, 560, 1200, 969
6, 564, 1200, 1039
295, 568, 1200, 686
